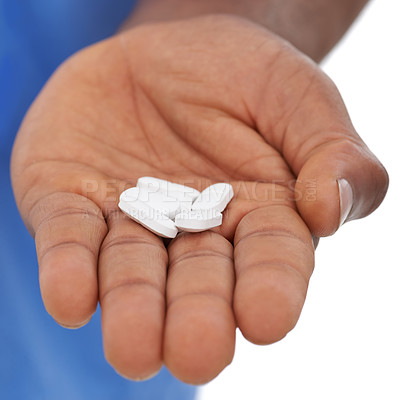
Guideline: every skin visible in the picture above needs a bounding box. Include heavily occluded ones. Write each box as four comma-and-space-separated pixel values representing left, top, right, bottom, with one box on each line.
11, 15, 387, 384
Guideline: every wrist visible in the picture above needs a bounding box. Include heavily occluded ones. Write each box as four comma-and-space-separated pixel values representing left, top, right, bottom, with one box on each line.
119, 0, 369, 63
120, 0, 267, 30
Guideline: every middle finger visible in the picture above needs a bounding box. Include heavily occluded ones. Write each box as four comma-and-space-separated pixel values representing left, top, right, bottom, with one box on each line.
164, 231, 235, 384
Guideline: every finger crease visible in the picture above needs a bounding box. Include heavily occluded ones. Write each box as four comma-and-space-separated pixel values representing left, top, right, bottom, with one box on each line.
167, 291, 232, 308
235, 229, 313, 251
102, 236, 166, 253
101, 279, 164, 303
39, 240, 98, 261
35, 209, 104, 235
169, 250, 233, 268
237, 260, 310, 287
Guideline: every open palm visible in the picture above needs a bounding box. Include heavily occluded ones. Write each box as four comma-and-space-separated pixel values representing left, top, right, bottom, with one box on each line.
11, 16, 387, 383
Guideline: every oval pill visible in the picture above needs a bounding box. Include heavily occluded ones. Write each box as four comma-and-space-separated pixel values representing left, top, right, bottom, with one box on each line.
120, 187, 181, 219
118, 198, 178, 238
174, 209, 222, 233
191, 183, 234, 213
137, 177, 200, 202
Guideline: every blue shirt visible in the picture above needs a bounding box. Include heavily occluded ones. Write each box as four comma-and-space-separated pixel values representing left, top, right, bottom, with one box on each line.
0, 2, 196, 398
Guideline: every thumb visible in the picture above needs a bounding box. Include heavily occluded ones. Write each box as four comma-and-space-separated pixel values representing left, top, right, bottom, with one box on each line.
295, 138, 389, 237
249, 46, 390, 238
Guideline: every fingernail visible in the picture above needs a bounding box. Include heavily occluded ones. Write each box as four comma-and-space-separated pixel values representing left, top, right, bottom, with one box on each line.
55, 315, 93, 330
337, 179, 353, 227
116, 367, 162, 382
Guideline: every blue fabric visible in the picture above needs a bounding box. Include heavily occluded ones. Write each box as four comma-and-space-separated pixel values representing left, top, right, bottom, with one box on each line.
0, 2, 196, 399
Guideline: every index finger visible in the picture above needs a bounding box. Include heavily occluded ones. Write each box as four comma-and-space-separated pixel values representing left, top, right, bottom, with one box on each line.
31, 192, 107, 327
233, 204, 314, 344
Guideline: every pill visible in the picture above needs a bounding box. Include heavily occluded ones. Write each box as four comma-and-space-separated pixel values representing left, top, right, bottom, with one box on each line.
137, 177, 200, 202
119, 198, 178, 238
191, 183, 234, 213
174, 209, 222, 233
120, 187, 181, 219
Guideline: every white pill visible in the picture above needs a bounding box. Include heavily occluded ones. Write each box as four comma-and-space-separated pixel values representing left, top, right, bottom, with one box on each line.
118, 198, 178, 238
120, 187, 181, 219
174, 209, 222, 233
137, 177, 200, 202
191, 183, 234, 213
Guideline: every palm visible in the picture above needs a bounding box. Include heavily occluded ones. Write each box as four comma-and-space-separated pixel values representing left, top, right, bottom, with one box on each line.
11, 16, 387, 384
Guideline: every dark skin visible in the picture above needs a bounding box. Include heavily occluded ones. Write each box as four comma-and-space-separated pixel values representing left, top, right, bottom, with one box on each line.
11, 15, 387, 384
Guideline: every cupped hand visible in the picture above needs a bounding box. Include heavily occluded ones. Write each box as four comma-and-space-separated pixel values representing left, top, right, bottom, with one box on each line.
11, 15, 388, 384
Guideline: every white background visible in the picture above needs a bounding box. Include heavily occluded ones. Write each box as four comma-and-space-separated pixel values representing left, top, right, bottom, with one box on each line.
199, 1, 400, 399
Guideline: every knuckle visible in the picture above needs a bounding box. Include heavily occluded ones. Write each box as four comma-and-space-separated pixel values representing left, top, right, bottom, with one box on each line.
234, 206, 313, 251
100, 279, 163, 304
167, 291, 231, 309
101, 234, 166, 254
169, 249, 232, 271
38, 240, 97, 262
169, 231, 232, 262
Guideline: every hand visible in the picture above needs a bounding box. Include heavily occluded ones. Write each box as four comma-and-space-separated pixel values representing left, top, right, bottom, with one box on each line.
11, 15, 388, 384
